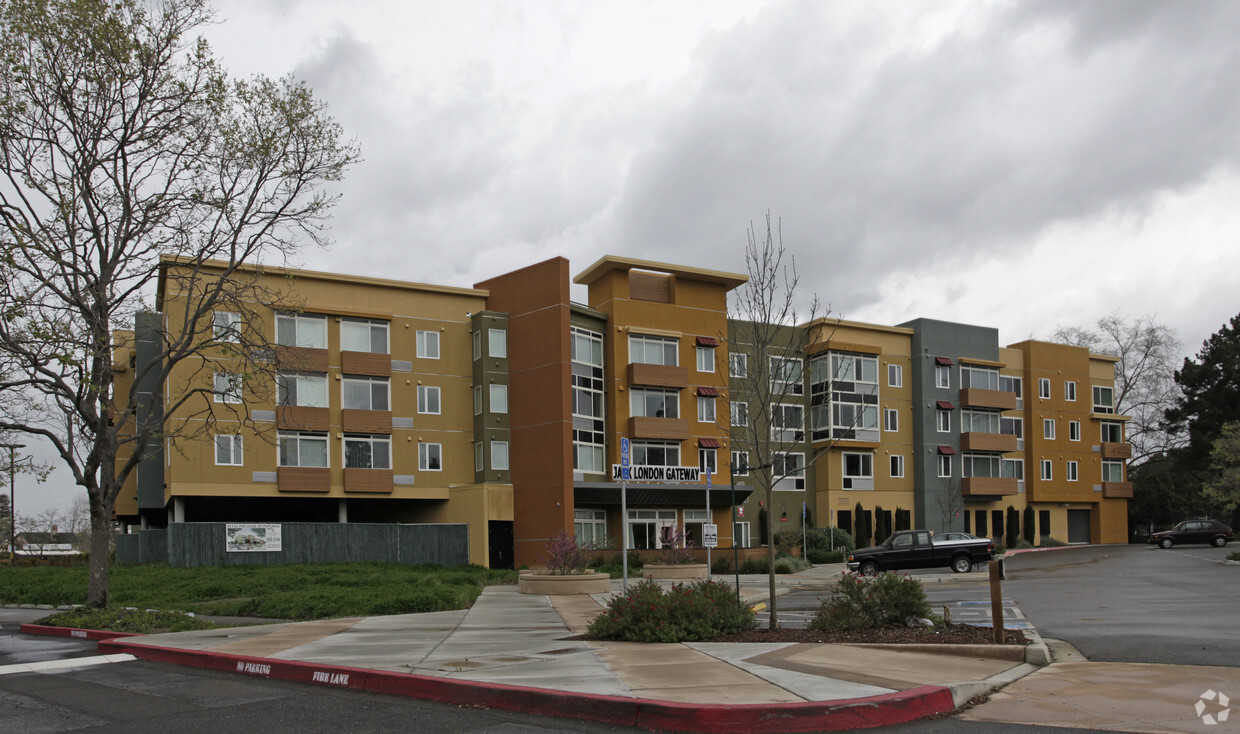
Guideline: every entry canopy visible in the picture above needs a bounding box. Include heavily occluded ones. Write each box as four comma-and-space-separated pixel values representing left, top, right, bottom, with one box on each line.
574, 482, 752, 509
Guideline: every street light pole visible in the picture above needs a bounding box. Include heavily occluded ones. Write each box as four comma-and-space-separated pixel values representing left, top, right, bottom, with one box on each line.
2, 443, 24, 565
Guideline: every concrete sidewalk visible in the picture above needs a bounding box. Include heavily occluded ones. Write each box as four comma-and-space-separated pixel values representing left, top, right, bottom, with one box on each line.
75, 567, 1042, 732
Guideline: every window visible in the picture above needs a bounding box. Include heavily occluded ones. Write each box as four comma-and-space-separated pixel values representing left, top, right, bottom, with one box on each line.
697, 396, 715, 422
962, 366, 999, 390
416, 330, 440, 359
213, 311, 241, 343
488, 328, 507, 358
345, 434, 391, 470
843, 452, 873, 480
575, 509, 607, 547
1093, 385, 1114, 414
935, 364, 950, 389
733, 521, 751, 548
771, 403, 804, 442
772, 452, 805, 490
1065, 381, 1077, 402
473, 385, 482, 415
1040, 459, 1052, 481
341, 318, 389, 354
491, 441, 509, 471
575, 443, 605, 474
828, 353, 878, 384
214, 372, 243, 404
1043, 418, 1056, 439
474, 442, 483, 471
890, 454, 904, 478
731, 451, 749, 476
1069, 420, 1081, 442
417, 385, 441, 414
1102, 460, 1124, 482
729, 352, 747, 378
276, 312, 326, 349
472, 329, 482, 360
962, 453, 1000, 478
937, 454, 952, 478
696, 346, 715, 372
571, 326, 605, 475
698, 448, 717, 475
937, 409, 951, 433
1038, 378, 1051, 399
572, 327, 604, 365
215, 434, 243, 466
888, 363, 903, 387
278, 431, 328, 467
1001, 416, 1024, 439
631, 388, 679, 419
770, 356, 804, 395
1001, 457, 1024, 480
1101, 421, 1123, 443
277, 372, 327, 408
884, 408, 899, 432
419, 443, 442, 471
731, 401, 748, 427
629, 334, 678, 366
343, 376, 389, 411
961, 410, 999, 433
1000, 375, 1023, 399
1066, 460, 1078, 481
632, 441, 679, 467
489, 384, 508, 414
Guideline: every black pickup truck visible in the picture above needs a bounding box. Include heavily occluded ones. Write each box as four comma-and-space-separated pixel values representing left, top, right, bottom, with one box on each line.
846, 530, 995, 575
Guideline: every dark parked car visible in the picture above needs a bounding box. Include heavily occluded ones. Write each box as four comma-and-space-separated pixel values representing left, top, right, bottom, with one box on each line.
1148, 520, 1233, 548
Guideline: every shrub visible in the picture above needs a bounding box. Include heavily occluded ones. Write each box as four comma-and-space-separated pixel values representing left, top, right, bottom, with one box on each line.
36, 606, 216, 634
1228, 550, 1240, 562
654, 525, 696, 565
807, 548, 845, 564
773, 556, 809, 574
809, 572, 934, 631
537, 530, 592, 575
586, 579, 755, 642
1011, 538, 1034, 550
711, 555, 732, 574
738, 557, 768, 574
1040, 535, 1068, 547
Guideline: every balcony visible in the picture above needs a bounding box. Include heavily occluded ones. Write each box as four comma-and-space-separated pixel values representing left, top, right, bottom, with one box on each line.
959, 388, 1018, 411
961, 477, 1019, 496
277, 467, 330, 492
629, 416, 689, 440
960, 432, 1019, 453
1100, 442, 1133, 460
342, 409, 393, 434
341, 350, 392, 377
275, 345, 329, 372
627, 363, 688, 389
344, 468, 395, 493
277, 405, 330, 431
1102, 481, 1133, 498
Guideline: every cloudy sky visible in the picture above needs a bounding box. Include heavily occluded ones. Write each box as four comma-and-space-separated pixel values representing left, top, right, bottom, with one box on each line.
16, 0, 1240, 515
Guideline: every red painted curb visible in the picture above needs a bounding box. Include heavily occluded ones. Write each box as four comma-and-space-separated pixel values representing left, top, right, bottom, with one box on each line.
19, 623, 142, 642
97, 638, 956, 733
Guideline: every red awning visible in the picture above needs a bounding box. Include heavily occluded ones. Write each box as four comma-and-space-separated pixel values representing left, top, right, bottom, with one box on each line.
937, 445, 956, 455
935, 356, 954, 366
698, 438, 723, 448
696, 336, 719, 347
936, 400, 955, 410
697, 386, 720, 397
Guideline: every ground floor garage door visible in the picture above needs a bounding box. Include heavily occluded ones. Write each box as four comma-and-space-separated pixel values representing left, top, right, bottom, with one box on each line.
1067, 509, 1091, 544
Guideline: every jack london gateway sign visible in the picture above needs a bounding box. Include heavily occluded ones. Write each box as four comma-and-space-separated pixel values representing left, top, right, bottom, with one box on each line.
611, 465, 701, 483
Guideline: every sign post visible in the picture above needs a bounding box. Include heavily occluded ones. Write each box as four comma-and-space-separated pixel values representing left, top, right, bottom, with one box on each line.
704, 466, 712, 579
620, 437, 630, 590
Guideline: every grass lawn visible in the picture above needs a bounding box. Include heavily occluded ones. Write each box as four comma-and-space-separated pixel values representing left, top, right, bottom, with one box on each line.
0, 562, 518, 626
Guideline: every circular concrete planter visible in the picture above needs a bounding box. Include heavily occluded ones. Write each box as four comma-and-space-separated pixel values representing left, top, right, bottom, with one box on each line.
517, 570, 611, 595
643, 563, 708, 580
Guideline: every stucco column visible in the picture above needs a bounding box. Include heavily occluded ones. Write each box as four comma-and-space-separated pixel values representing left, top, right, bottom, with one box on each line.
338, 499, 348, 523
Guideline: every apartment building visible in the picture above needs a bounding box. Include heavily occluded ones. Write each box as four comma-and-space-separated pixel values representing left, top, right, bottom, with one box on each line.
114, 255, 1131, 569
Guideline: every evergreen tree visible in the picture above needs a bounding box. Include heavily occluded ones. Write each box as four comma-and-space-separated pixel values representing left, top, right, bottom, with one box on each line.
1166, 314, 1240, 461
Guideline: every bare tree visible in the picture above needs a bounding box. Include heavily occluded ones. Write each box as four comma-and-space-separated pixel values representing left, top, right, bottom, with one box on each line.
935, 476, 964, 533
729, 212, 852, 628
1052, 314, 1183, 463
0, 0, 357, 606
